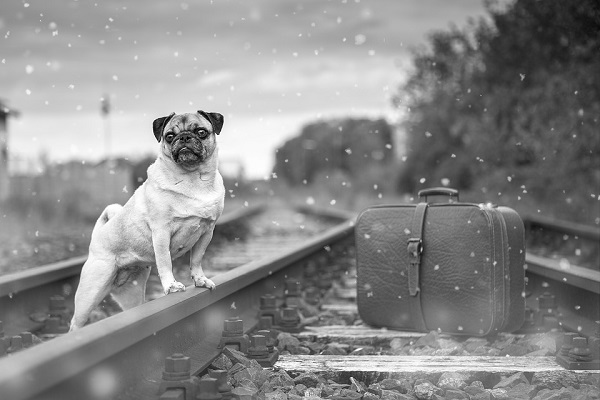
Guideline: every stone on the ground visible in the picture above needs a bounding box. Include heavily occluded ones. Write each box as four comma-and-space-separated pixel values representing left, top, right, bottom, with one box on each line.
437, 372, 469, 390
413, 379, 443, 400
493, 372, 529, 389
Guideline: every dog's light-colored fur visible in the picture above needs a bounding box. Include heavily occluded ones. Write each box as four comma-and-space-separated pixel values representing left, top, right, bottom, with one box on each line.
70, 112, 224, 331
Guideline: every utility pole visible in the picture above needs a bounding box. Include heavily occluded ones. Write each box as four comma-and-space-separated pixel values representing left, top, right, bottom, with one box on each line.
0, 100, 20, 202
100, 94, 114, 204
100, 94, 111, 162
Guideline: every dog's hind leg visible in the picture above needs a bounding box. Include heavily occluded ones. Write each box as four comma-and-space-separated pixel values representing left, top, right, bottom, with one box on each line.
70, 259, 116, 331
93, 204, 123, 231
110, 266, 152, 311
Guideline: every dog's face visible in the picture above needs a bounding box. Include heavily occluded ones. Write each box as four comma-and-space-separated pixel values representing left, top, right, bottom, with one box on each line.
152, 111, 224, 169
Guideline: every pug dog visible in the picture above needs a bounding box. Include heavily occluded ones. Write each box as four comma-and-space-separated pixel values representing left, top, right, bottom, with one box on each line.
69, 110, 225, 331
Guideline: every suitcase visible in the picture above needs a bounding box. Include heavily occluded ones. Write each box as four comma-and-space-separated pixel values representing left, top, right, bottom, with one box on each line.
355, 188, 525, 336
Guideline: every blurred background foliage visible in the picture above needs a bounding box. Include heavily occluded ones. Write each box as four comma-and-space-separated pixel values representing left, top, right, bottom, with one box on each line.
393, 0, 599, 222
275, 0, 600, 223
274, 118, 395, 187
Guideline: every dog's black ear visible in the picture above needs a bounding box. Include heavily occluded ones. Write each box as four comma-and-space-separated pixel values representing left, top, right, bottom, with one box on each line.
152, 112, 175, 142
197, 110, 224, 135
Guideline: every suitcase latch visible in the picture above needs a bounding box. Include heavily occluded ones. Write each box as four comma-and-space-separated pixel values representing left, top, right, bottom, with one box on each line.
407, 238, 423, 257
407, 238, 423, 296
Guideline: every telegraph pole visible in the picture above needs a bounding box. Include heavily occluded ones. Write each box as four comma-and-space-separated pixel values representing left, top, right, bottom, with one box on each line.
100, 94, 111, 162
100, 94, 113, 204
0, 100, 19, 202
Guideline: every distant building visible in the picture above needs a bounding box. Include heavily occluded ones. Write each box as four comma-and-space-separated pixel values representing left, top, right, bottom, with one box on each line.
0, 100, 20, 202
9, 157, 133, 214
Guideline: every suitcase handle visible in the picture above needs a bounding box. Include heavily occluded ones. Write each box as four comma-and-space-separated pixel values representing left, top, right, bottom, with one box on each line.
418, 187, 459, 202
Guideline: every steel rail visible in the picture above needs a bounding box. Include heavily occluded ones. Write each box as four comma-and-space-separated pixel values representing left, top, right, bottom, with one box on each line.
294, 204, 357, 222
0, 219, 354, 400
525, 252, 600, 336
0, 255, 87, 298
523, 213, 600, 241
525, 253, 600, 294
214, 202, 265, 225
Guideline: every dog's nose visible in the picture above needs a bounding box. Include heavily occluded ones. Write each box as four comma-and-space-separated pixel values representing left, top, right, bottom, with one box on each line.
179, 133, 193, 143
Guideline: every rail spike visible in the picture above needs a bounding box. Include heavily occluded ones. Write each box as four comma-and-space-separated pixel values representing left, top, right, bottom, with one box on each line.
208, 370, 233, 400
158, 353, 199, 400
197, 377, 222, 400
257, 294, 281, 327
217, 317, 250, 353
556, 333, 600, 370
246, 334, 279, 367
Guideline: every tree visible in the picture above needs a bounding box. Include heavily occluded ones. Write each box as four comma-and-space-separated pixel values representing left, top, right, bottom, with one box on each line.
274, 118, 395, 188
395, 0, 600, 222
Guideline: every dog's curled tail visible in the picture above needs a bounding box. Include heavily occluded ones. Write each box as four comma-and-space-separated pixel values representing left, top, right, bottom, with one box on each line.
95, 204, 123, 230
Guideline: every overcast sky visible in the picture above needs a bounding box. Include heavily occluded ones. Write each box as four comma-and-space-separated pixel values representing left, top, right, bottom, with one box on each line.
1, 0, 502, 178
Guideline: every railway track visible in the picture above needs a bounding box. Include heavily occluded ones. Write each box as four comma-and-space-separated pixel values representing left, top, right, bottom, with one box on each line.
524, 213, 600, 272
520, 213, 600, 337
0, 202, 269, 339
0, 205, 598, 400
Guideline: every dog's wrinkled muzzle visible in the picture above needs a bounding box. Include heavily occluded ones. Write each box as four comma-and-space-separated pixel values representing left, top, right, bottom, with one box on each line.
171, 133, 204, 164
175, 147, 201, 163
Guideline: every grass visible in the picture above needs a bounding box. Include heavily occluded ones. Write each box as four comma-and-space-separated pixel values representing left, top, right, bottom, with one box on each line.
0, 195, 95, 274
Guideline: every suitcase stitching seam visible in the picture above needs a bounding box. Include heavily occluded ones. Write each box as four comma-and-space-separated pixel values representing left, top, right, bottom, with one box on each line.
479, 207, 497, 336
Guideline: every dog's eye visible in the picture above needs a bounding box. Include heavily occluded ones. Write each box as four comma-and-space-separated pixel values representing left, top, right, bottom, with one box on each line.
165, 133, 175, 143
195, 128, 209, 138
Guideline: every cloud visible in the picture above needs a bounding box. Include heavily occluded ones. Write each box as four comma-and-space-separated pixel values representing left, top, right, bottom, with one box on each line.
196, 69, 238, 88
247, 57, 405, 94
1, 0, 502, 178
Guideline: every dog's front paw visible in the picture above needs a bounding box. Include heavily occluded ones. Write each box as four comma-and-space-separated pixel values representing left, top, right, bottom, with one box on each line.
164, 281, 186, 294
193, 275, 216, 290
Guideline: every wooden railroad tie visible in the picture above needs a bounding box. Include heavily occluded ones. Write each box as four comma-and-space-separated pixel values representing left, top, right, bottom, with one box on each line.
276, 355, 600, 386
296, 325, 426, 345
